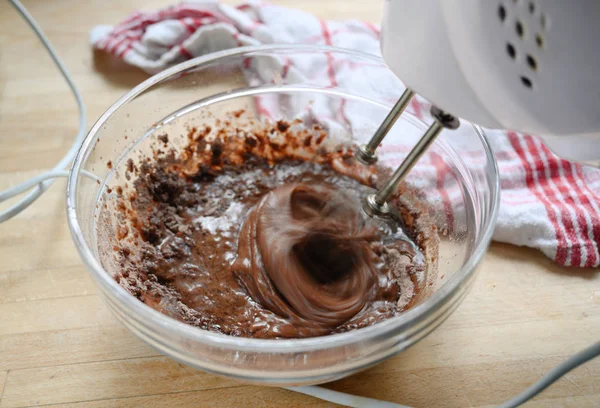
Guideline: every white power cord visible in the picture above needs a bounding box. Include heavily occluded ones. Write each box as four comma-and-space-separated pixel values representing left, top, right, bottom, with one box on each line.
497, 341, 600, 408
4, 1, 598, 407
290, 341, 600, 408
285, 386, 410, 407
0, 0, 88, 223
0, 170, 98, 202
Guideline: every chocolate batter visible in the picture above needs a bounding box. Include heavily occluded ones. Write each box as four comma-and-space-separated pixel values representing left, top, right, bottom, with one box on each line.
101, 117, 435, 339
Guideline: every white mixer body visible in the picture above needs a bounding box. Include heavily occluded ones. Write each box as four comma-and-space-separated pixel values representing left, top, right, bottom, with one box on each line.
381, 0, 600, 162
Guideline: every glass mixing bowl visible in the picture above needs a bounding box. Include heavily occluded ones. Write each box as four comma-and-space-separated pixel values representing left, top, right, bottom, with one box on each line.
67, 45, 499, 385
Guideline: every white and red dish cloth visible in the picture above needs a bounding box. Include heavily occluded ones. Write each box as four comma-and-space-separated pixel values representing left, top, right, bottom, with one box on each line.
91, 1, 600, 267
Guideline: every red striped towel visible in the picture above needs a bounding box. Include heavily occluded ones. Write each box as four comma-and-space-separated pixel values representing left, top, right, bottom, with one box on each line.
90, 0, 600, 267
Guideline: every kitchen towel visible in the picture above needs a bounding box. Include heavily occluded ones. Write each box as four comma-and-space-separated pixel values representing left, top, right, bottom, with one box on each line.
90, 0, 600, 267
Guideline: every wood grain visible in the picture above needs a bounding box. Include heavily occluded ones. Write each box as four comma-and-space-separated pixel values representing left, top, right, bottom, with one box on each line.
0, 1, 599, 407
30, 387, 337, 408
0, 372, 6, 404
1, 357, 240, 407
0, 296, 117, 336
0, 265, 95, 304
0, 327, 159, 372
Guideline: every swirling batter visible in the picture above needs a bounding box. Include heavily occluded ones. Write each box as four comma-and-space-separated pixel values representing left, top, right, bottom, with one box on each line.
234, 182, 398, 336
103, 118, 433, 339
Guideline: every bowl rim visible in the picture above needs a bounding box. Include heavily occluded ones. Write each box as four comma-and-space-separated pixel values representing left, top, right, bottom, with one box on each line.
66, 44, 500, 353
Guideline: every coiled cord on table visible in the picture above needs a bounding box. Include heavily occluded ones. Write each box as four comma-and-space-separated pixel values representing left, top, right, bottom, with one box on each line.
3, 1, 598, 407
1, 0, 88, 223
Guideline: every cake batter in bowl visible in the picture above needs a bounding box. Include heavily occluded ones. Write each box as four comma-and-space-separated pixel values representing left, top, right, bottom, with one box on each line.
67, 45, 499, 385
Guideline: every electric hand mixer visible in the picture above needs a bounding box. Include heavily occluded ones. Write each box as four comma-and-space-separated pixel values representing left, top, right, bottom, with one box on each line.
358, 0, 600, 219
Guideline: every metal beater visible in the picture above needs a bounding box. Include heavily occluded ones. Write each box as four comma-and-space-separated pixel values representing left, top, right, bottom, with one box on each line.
356, 89, 460, 218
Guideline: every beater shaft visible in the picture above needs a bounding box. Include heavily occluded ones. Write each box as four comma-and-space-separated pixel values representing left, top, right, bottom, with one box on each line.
356, 88, 415, 165
363, 106, 460, 218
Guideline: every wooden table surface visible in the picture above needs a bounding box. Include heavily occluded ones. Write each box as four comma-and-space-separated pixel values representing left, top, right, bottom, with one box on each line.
1, 1, 599, 407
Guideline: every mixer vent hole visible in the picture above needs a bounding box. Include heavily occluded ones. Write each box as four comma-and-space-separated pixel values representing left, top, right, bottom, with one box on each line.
506, 43, 517, 59
521, 76, 533, 89
498, 5, 507, 21
528, 2, 535, 13
535, 34, 544, 48
526, 54, 537, 71
515, 20, 524, 37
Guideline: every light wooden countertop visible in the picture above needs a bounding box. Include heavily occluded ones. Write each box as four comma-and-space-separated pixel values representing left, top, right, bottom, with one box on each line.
0, 1, 598, 407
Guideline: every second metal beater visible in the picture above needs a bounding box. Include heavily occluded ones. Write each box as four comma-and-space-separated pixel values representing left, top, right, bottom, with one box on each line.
356, 89, 460, 218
